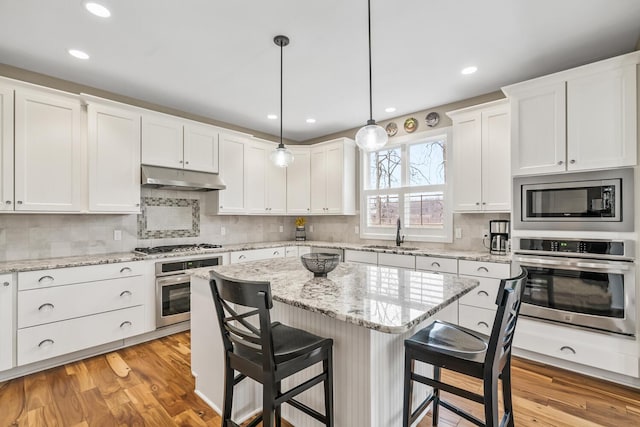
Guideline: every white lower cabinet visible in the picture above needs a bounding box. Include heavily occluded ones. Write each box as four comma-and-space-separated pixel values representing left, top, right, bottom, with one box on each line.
457, 260, 511, 333
344, 250, 377, 265
377, 253, 415, 269
0, 274, 14, 371
230, 247, 285, 264
415, 256, 458, 274
15, 261, 151, 366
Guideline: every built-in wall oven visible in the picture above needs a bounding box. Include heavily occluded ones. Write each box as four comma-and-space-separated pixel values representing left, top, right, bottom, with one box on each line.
512, 238, 636, 336
155, 255, 223, 328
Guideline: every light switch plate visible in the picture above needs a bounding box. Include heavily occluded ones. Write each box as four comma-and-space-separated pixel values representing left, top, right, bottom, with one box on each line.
355, 225, 359, 234
454, 228, 462, 239
309, 225, 314, 233
113, 230, 122, 241
221, 226, 226, 236
279, 225, 284, 232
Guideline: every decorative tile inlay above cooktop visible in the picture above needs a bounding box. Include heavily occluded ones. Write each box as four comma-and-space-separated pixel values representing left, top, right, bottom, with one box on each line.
138, 197, 200, 239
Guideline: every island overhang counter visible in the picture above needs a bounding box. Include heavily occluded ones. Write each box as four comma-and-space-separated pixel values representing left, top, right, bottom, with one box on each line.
190, 257, 479, 427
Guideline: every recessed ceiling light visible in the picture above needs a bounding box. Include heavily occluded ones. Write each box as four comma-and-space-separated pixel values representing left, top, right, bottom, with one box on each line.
68, 49, 90, 60
84, 1, 111, 18
267, 114, 278, 120
306, 118, 316, 124
461, 66, 478, 75
385, 107, 396, 113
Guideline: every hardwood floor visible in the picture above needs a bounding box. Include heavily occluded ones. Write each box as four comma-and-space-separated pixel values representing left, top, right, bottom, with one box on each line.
0, 331, 638, 427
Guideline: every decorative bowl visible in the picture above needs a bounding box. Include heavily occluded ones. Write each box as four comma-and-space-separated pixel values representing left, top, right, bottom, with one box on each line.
300, 253, 340, 277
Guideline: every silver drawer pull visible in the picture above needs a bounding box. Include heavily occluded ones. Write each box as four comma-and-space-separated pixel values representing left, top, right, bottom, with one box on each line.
273, 251, 280, 255
38, 339, 54, 348
120, 290, 132, 297
38, 303, 55, 312
477, 290, 489, 297
238, 255, 246, 259
477, 321, 489, 328
560, 345, 576, 355
120, 267, 132, 273
120, 321, 132, 328
477, 266, 489, 273
431, 262, 441, 268
2, 281, 9, 287
38, 275, 54, 283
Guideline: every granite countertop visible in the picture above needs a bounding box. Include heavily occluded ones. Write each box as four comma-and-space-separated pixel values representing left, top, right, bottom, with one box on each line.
0, 240, 510, 274
194, 257, 479, 334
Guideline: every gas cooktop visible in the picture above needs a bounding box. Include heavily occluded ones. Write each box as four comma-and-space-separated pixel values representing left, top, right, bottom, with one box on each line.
134, 243, 222, 255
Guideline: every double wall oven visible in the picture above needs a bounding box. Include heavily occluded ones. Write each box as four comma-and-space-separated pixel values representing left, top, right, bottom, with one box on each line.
512, 168, 636, 337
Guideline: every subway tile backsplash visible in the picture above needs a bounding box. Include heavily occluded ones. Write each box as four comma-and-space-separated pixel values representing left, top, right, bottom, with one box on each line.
0, 187, 508, 262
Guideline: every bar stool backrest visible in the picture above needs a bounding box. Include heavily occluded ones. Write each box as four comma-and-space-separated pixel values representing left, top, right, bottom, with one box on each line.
210, 272, 277, 374
486, 268, 528, 375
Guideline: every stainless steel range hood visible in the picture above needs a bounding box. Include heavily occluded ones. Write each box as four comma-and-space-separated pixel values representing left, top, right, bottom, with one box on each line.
141, 165, 226, 191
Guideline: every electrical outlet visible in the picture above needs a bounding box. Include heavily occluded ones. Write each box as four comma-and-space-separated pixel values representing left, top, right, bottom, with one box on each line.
221, 226, 226, 236
113, 230, 122, 241
454, 228, 462, 239
482, 228, 489, 238
355, 225, 360, 234
309, 225, 314, 233
279, 225, 284, 232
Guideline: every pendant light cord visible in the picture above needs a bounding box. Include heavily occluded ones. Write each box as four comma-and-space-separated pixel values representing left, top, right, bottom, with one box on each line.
280, 39, 284, 147
367, 0, 373, 122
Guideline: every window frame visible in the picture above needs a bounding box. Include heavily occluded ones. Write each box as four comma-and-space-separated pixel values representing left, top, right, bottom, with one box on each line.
359, 127, 453, 243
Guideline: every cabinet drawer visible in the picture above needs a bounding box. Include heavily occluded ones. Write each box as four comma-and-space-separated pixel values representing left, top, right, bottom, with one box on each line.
344, 250, 377, 265
458, 260, 510, 278
459, 277, 500, 310
18, 261, 142, 291
284, 246, 298, 258
230, 247, 285, 263
514, 319, 639, 377
18, 276, 145, 328
377, 253, 415, 269
458, 305, 495, 335
415, 256, 457, 274
17, 305, 145, 366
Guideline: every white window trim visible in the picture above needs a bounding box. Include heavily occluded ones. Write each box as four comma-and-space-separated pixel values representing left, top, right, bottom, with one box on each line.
359, 127, 453, 243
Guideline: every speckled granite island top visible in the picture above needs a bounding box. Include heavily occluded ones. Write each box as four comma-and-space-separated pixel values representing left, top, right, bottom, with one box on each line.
193, 257, 479, 334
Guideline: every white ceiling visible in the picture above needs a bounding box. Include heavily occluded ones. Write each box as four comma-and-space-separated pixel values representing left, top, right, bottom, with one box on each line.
1, 0, 639, 142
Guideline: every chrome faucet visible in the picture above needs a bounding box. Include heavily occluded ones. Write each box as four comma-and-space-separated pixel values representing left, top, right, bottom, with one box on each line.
396, 218, 405, 247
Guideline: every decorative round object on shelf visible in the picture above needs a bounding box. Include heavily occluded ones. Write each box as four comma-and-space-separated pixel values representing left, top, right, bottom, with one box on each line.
425, 111, 440, 127
404, 117, 418, 133
385, 122, 398, 137
300, 253, 340, 277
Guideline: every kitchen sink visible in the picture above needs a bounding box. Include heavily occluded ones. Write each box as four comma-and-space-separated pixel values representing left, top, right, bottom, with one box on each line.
363, 245, 420, 251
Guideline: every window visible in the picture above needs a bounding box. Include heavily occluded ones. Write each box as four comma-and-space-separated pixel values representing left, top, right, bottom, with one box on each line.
360, 128, 452, 242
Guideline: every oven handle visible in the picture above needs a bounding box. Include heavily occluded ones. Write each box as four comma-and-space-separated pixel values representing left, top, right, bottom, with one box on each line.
513, 255, 633, 274
156, 274, 191, 287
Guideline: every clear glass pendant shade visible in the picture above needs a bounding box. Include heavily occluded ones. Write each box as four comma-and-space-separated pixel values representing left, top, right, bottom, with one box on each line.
270, 144, 294, 168
355, 122, 388, 151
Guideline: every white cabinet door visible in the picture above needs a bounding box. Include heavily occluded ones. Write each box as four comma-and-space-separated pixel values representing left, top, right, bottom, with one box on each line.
509, 81, 566, 176
218, 133, 246, 213
451, 111, 482, 211
567, 64, 637, 171
141, 112, 184, 169
481, 105, 510, 211
309, 138, 356, 215
325, 143, 344, 214
184, 122, 219, 173
14, 88, 83, 212
245, 141, 268, 214
310, 146, 327, 214
87, 103, 141, 213
0, 274, 14, 371
286, 147, 311, 214
266, 156, 286, 214
0, 83, 13, 212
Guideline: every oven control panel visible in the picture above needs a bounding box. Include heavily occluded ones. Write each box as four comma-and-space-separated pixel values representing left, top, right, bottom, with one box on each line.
517, 238, 631, 259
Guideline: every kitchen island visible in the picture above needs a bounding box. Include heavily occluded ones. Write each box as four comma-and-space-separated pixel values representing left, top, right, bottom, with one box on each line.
190, 258, 479, 427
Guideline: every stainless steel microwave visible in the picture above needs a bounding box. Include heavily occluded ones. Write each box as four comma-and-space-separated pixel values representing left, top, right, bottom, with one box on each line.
513, 168, 634, 232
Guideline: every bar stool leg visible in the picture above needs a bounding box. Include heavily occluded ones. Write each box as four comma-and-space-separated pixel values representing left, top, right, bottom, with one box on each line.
222, 362, 234, 424
263, 380, 276, 427
484, 372, 500, 427
432, 366, 440, 426
324, 351, 334, 426
275, 381, 282, 427
402, 352, 413, 427
502, 359, 515, 427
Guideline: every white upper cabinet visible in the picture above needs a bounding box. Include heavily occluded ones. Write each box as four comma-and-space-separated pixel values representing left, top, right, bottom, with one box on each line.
215, 132, 247, 214
86, 100, 141, 213
142, 111, 220, 173
504, 51, 639, 176
0, 82, 13, 212
448, 99, 510, 212
310, 138, 356, 215
286, 146, 311, 215
14, 87, 83, 212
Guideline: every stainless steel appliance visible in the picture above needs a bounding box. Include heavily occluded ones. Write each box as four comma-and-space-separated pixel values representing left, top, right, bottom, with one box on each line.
512, 237, 636, 336
489, 219, 509, 255
141, 164, 226, 191
135, 244, 223, 328
513, 168, 633, 231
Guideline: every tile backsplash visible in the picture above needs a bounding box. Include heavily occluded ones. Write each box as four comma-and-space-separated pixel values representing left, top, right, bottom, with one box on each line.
0, 187, 508, 261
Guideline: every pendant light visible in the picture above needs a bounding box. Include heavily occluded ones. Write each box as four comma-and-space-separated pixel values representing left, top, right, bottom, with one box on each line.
270, 35, 294, 168
355, 0, 388, 152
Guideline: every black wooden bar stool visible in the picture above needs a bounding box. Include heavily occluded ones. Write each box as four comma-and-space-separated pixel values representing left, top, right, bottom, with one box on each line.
402, 268, 527, 427
210, 272, 334, 427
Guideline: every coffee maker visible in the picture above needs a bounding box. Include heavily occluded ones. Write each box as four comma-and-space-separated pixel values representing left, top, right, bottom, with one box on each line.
489, 220, 510, 255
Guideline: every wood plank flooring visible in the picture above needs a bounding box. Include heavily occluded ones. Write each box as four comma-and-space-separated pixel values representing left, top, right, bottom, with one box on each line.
0, 331, 638, 426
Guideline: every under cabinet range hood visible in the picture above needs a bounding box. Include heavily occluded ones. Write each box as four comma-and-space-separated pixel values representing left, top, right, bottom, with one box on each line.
141, 165, 226, 191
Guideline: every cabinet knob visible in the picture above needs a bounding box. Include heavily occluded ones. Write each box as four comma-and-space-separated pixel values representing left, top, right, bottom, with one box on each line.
569, 159, 576, 164
120, 321, 132, 329
482, 202, 486, 205
136, 203, 140, 207
2, 281, 9, 287
477, 290, 489, 297
220, 206, 223, 209
560, 345, 576, 355
557, 160, 564, 165
477, 321, 489, 329
5, 200, 10, 205
38, 303, 55, 312
179, 160, 183, 164
185, 161, 189, 165
475, 202, 480, 206
120, 267, 132, 274
16, 200, 23, 205
120, 290, 132, 297
38, 275, 54, 284
38, 339, 54, 348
